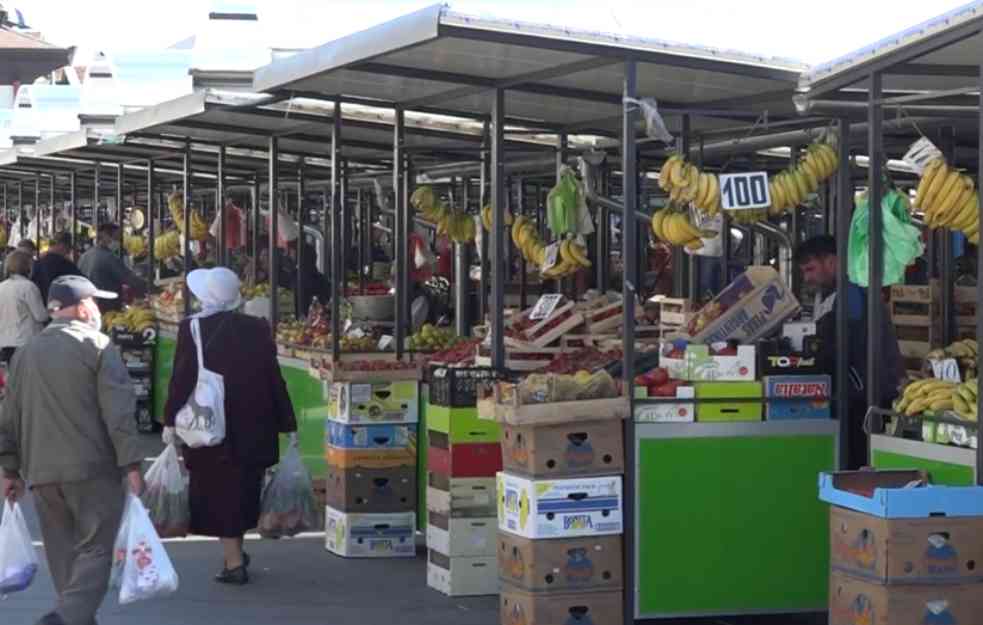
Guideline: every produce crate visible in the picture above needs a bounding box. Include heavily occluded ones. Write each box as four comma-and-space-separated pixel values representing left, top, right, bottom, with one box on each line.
955, 286, 977, 328
506, 301, 585, 348
429, 367, 507, 408
653, 296, 694, 327
480, 384, 629, 426
889, 282, 940, 326
474, 345, 563, 372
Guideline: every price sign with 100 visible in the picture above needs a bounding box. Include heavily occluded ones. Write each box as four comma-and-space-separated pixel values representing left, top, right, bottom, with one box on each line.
718, 172, 771, 211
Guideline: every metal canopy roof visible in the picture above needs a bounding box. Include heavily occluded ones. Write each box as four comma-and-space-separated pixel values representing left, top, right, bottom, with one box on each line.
252, 4, 805, 134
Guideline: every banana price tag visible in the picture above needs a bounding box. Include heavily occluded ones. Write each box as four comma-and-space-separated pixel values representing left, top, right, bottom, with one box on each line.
378, 335, 393, 351
719, 172, 770, 210
542, 242, 561, 271
903, 137, 943, 175
529, 293, 563, 321
930, 358, 962, 383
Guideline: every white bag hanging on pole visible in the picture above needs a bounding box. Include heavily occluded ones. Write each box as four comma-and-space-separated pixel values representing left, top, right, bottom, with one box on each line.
0, 501, 39, 595
111, 494, 179, 605
174, 318, 226, 448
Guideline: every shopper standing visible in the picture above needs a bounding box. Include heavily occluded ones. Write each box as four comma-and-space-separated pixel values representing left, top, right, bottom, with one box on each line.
0, 250, 49, 364
163, 267, 297, 585
0, 275, 145, 625
31, 231, 83, 304
78, 223, 146, 312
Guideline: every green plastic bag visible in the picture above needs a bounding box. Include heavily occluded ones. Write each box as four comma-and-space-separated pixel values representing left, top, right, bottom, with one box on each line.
547, 171, 579, 236
848, 189, 924, 287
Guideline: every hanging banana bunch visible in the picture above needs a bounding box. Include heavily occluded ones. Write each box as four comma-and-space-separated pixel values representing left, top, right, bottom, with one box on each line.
767, 142, 839, 219
650, 208, 706, 251
510, 216, 590, 279
658, 155, 721, 218
154, 229, 182, 260
480, 204, 514, 231
916, 158, 980, 244
167, 192, 209, 242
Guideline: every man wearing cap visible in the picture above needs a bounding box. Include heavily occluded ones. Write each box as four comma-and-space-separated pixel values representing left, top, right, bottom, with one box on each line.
78, 223, 146, 311
31, 231, 83, 304
0, 275, 145, 625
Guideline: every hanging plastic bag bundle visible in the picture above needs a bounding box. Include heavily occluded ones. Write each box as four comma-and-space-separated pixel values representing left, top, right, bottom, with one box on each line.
0, 501, 39, 595
848, 188, 925, 287
110, 494, 179, 605
141, 444, 190, 538
257, 444, 319, 539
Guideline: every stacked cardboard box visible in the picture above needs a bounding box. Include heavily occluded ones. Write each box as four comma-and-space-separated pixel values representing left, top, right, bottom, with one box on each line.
497, 411, 626, 625
323, 380, 418, 559
426, 368, 503, 596
820, 470, 983, 625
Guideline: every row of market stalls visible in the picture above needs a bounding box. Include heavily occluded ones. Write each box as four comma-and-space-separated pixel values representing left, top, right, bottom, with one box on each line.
3, 2, 983, 622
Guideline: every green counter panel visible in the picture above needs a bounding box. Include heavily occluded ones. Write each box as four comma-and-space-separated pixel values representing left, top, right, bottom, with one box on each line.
872, 451, 975, 486
636, 425, 835, 618
153, 336, 176, 425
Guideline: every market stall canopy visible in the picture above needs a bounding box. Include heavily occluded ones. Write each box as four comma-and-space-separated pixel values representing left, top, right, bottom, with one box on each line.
0, 26, 72, 84
252, 4, 806, 138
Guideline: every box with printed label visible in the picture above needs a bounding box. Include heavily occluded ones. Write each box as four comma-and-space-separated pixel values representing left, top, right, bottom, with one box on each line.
328, 381, 419, 424
428, 431, 502, 478
324, 506, 416, 558
497, 472, 623, 540
501, 419, 624, 478
498, 532, 623, 593
694, 381, 763, 422
685, 345, 756, 381
500, 586, 623, 625
765, 374, 831, 420
428, 404, 501, 444
325, 465, 416, 513
829, 505, 983, 585
427, 550, 498, 597
326, 422, 416, 450
758, 341, 824, 376
828, 570, 983, 625
658, 343, 688, 380
427, 473, 496, 517
325, 446, 416, 470
687, 266, 801, 344
427, 512, 497, 557
633, 387, 695, 423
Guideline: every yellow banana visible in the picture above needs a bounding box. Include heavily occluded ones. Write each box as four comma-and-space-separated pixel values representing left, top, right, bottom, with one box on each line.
915, 158, 945, 209
923, 162, 952, 214
659, 155, 682, 190
950, 192, 979, 231
792, 169, 811, 200
929, 170, 965, 226
567, 241, 591, 267
936, 177, 975, 228
800, 163, 820, 193
681, 165, 701, 202
704, 175, 720, 216
669, 159, 688, 188
695, 173, 712, 209
651, 209, 667, 241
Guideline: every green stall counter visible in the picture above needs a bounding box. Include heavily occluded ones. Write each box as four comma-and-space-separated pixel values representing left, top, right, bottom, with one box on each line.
634, 419, 837, 620
870, 434, 976, 486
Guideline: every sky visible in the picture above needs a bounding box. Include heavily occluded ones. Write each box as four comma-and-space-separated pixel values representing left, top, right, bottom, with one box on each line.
13, 0, 977, 67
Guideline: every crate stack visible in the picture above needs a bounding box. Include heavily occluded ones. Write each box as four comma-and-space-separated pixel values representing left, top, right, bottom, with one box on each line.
496, 408, 626, 625
323, 377, 419, 559
955, 285, 977, 340
821, 469, 983, 625
889, 283, 943, 375
426, 367, 504, 596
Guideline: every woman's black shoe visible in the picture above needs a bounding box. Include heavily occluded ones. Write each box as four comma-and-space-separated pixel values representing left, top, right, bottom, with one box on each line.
214, 565, 249, 585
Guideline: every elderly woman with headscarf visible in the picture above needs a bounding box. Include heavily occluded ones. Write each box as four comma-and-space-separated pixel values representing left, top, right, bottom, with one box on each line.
163, 267, 297, 585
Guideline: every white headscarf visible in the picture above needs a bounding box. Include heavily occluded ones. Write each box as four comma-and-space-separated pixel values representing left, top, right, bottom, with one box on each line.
186, 267, 243, 319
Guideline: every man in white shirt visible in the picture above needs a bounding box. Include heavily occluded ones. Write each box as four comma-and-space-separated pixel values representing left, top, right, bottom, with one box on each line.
0, 250, 49, 363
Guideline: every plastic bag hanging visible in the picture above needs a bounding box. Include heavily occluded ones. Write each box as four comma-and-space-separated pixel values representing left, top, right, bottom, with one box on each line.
111, 494, 179, 605
0, 501, 39, 595
547, 167, 581, 237
141, 444, 190, 539
624, 97, 675, 144
257, 444, 319, 539
848, 189, 925, 287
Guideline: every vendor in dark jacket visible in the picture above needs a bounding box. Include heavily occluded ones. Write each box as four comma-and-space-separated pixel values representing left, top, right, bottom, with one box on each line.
795, 235, 902, 469
163, 267, 297, 586
31, 231, 83, 304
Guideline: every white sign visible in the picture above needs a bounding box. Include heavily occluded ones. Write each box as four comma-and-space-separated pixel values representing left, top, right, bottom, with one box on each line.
719, 172, 771, 211
903, 138, 944, 175
378, 335, 393, 351
930, 358, 962, 383
529, 294, 564, 321
542, 242, 561, 271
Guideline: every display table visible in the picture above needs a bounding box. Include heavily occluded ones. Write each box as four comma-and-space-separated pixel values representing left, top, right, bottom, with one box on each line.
633, 419, 837, 619
870, 434, 976, 486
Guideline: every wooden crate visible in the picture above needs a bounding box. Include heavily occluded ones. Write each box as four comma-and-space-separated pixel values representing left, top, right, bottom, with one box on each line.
654, 297, 695, 327
889, 283, 939, 326
954, 286, 977, 328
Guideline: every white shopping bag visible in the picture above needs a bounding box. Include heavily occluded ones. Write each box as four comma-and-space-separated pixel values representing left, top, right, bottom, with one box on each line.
111, 494, 179, 604
174, 318, 226, 448
0, 500, 39, 595
141, 445, 190, 538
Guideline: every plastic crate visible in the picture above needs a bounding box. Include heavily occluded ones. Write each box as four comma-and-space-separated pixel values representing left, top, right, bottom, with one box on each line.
429, 367, 506, 408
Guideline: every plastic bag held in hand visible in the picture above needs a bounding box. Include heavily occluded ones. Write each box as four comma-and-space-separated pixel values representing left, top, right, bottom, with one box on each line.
141, 444, 190, 538
0, 501, 39, 595
111, 494, 179, 605
257, 444, 319, 539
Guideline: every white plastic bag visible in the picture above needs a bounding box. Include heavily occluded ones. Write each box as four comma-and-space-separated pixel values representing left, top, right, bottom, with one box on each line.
141, 445, 190, 538
111, 494, 179, 605
257, 444, 319, 539
174, 318, 227, 448
0, 501, 39, 595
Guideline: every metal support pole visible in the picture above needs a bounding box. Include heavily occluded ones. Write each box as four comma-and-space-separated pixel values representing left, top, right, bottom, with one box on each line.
789, 145, 802, 300
341, 161, 351, 286
48, 174, 55, 237
357, 189, 367, 294
675, 115, 690, 297
597, 163, 610, 293
479, 125, 490, 324
393, 106, 406, 358
556, 134, 569, 295
836, 119, 852, 470
69, 173, 77, 251
621, 59, 639, 625
17, 182, 24, 238
217, 145, 226, 266
866, 73, 884, 448
517, 178, 528, 309
34, 175, 40, 252
93, 165, 100, 234
252, 176, 261, 269
146, 162, 155, 285
976, 62, 983, 485
182, 148, 192, 317
455, 176, 471, 337
940, 126, 956, 345
269, 136, 280, 334
115, 164, 124, 255
297, 164, 307, 316
491, 89, 507, 369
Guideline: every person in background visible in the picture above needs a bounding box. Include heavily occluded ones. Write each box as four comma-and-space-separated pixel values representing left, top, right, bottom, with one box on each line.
0, 275, 144, 625
78, 224, 146, 311
285, 237, 329, 316
0, 250, 49, 364
795, 235, 902, 469
163, 267, 297, 586
31, 231, 83, 304
16, 239, 38, 259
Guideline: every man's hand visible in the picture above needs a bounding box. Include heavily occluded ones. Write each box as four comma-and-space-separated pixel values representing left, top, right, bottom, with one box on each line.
3, 476, 25, 502
126, 468, 145, 496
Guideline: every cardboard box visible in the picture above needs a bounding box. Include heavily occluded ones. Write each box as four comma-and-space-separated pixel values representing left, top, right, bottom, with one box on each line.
633, 387, 695, 423
427, 512, 497, 557
497, 472, 623, 540
765, 375, 831, 420
830, 505, 983, 585
818, 470, 983, 518
687, 267, 800, 344
500, 586, 623, 625
427, 550, 498, 597
427, 472, 497, 518
685, 344, 756, 381
428, 431, 502, 478
828, 570, 983, 625
328, 381, 419, 425
428, 405, 501, 445
326, 446, 416, 470
501, 419, 624, 478
497, 532, 623, 593
694, 382, 763, 422
658, 344, 688, 380
325, 466, 416, 513
324, 506, 416, 558
325, 422, 415, 450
